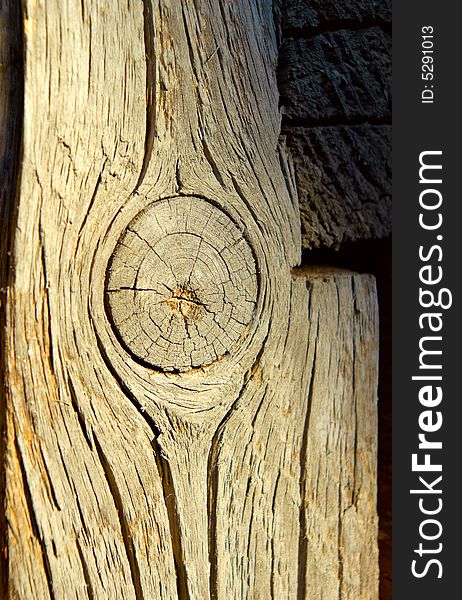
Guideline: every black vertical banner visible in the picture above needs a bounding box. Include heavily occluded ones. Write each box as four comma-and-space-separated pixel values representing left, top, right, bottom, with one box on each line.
393, 2, 460, 597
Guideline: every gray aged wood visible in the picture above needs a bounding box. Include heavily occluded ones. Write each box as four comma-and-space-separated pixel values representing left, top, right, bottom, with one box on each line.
2, 0, 379, 598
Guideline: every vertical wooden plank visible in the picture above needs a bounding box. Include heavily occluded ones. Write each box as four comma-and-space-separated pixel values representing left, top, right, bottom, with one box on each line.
5, 1, 179, 597
299, 270, 379, 599
210, 269, 378, 599
2, 1, 379, 598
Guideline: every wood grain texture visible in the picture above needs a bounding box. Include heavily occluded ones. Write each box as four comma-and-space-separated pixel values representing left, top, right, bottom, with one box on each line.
210, 269, 379, 599
0, 1, 23, 594
3, 1, 379, 598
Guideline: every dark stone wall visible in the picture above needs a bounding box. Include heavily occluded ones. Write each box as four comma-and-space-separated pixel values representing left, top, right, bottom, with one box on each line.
275, 0, 391, 250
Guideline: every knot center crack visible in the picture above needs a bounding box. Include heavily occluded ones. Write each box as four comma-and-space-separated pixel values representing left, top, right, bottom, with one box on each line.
163, 288, 206, 322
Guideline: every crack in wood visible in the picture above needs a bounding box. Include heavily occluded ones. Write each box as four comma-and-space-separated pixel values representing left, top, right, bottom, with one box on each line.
134, 0, 156, 192
152, 438, 191, 600
93, 437, 144, 600
76, 539, 95, 600
14, 437, 55, 600
297, 314, 319, 600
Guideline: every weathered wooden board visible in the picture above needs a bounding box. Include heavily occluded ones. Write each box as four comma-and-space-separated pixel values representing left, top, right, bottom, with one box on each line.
1, 0, 379, 598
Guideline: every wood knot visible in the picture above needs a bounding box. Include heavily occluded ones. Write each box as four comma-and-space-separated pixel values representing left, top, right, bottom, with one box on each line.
105, 197, 258, 372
